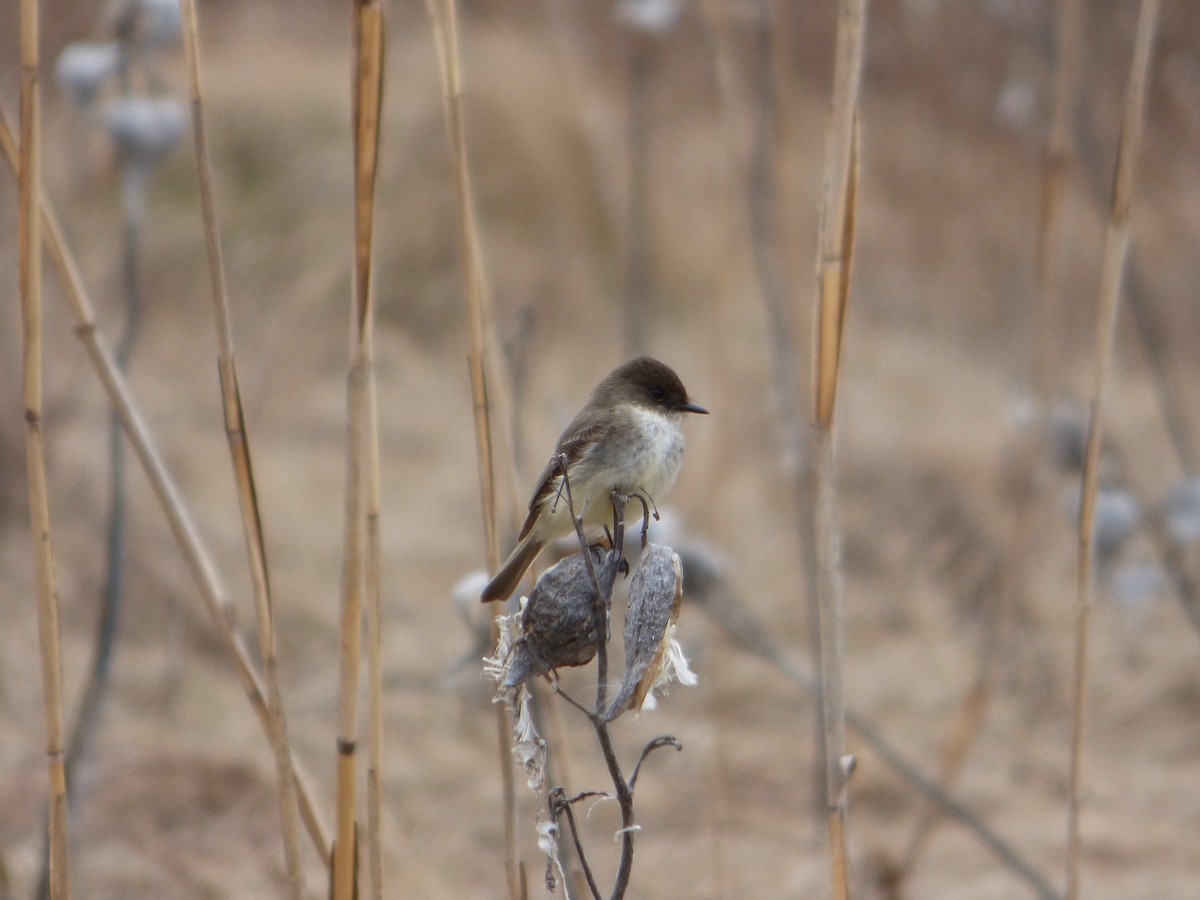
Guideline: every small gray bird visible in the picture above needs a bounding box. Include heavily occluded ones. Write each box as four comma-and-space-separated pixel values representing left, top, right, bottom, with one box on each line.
481, 356, 707, 603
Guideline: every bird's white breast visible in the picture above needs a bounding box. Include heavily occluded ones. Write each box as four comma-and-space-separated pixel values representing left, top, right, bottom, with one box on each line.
621, 406, 685, 499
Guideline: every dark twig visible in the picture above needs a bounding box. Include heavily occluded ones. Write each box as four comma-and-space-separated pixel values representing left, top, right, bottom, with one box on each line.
550, 787, 603, 900
629, 737, 682, 790
551, 682, 594, 719
594, 719, 636, 900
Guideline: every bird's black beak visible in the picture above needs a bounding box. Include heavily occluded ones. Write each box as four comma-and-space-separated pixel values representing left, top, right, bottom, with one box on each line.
681, 401, 709, 415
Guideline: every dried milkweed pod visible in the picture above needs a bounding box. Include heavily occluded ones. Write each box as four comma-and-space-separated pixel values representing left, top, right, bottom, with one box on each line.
494, 548, 605, 688
608, 543, 693, 719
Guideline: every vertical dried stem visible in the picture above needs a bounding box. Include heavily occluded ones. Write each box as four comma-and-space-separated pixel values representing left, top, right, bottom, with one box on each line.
1034, 0, 1084, 405
350, 1, 388, 896
1067, 3, 1159, 897
18, 0, 72, 895
335, 355, 367, 900
809, 1, 866, 896
364, 368, 385, 900
425, 0, 501, 570
424, 1, 523, 895
177, 2, 305, 894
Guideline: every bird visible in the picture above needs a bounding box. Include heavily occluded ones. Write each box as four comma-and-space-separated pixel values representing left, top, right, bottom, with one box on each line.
481, 356, 708, 602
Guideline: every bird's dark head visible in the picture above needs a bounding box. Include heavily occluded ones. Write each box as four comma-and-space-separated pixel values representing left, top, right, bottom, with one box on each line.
598, 356, 709, 417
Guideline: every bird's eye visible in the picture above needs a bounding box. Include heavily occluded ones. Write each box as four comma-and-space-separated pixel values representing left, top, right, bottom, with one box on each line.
650, 387, 665, 402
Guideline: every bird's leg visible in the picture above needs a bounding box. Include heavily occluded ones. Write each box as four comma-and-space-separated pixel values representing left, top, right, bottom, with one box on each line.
625, 491, 655, 548
549, 452, 571, 513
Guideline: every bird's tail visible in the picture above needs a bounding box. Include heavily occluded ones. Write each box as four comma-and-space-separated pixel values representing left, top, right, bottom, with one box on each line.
480, 535, 544, 603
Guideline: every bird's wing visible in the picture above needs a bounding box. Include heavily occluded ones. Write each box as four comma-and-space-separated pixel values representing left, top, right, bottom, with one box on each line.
517, 417, 614, 540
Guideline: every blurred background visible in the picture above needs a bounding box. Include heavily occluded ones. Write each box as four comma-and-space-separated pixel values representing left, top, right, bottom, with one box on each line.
1, 0, 1198, 897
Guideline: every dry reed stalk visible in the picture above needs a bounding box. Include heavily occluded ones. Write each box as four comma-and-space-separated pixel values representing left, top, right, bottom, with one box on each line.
424, 0, 500, 568
423, 1, 523, 895
175, 1, 306, 893
1033, 0, 1084, 405
1067, 3, 1160, 896
18, 0, 72, 895
363, 373, 384, 899
809, 1, 866, 896
349, 1, 387, 896
0, 108, 333, 870
1070, 92, 1198, 477
334, 357, 367, 900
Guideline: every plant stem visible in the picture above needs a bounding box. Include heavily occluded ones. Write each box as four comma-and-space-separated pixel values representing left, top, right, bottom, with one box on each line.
19, 0, 72, 894
1067, 3, 1159, 896
423, 1, 522, 892
178, 0, 306, 891
809, 1, 866, 894
351, 1, 387, 895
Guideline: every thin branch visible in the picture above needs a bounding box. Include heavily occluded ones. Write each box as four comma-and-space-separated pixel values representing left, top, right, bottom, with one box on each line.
551, 788, 603, 900
595, 722, 635, 900
628, 737, 682, 791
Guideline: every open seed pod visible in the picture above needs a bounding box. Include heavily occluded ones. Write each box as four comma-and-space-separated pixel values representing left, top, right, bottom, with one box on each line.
502, 548, 605, 688
607, 543, 684, 719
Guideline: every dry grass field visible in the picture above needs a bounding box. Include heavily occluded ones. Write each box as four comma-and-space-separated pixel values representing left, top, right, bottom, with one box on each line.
2, 1, 1199, 897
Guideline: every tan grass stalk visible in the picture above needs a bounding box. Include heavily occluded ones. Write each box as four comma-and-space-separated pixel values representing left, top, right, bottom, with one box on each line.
424, 1, 524, 896
349, 1, 388, 897
425, 0, 502, 569
1033, 0, 1084, 404
1069, 82, 1198, 478
0, 108, 333, 868
809, 0, 866, 895
18, 0, 72, 895
176, 1, 306, 893
1067, 3, 1160, 897
334, 357, 367, 900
